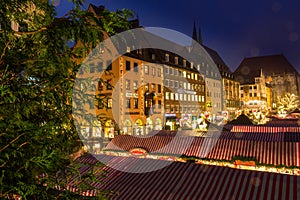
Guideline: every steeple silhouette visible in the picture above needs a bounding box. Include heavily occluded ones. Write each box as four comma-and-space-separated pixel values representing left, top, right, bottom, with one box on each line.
192, 21, 198, 41
198, 26, 203, 44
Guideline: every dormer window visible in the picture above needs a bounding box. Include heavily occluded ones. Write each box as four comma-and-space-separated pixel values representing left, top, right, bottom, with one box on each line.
151, 54, 155, 60
174, 57, 178, 65
165, 54, 169, 62
183, 59, 186, 67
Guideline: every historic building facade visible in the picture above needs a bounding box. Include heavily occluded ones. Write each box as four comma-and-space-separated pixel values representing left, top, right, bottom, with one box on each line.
192, 24, 240, 120
234, 54, 299, 111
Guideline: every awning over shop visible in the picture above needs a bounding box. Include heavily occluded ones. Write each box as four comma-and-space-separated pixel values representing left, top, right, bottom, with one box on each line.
105, 135, 300, 167
65, 154, 300, 199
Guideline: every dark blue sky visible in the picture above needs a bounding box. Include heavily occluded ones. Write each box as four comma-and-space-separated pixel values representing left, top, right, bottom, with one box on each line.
55, 0, 300, 72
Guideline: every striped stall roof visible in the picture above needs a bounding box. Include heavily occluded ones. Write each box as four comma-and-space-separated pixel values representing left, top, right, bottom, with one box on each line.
231, 126, 300, 133
212, 131, 284, 142
105, 135, 300, 166
71, 154, 300, 199
265, 119, 300, 126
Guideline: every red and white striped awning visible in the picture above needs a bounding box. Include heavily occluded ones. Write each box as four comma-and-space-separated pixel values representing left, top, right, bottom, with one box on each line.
70, 154, 300, 199
231, 126, 300, 133
105, 135, 300, 167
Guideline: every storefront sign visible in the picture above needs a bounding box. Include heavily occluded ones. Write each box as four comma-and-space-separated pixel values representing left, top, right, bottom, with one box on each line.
234, 160, 256, 167
126, 92, 138, 98
165, 113, 176, 117
129, 148, 148, 156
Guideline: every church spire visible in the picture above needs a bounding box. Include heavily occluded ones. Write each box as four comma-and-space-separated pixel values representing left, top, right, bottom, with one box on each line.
192, 21, 197, 41
198, 26, 203, 44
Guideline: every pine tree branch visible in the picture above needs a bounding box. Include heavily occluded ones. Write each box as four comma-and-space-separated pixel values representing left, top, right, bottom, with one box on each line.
14, 27, 47, 35
0, 41, 11, 64
0, 133, 25, 153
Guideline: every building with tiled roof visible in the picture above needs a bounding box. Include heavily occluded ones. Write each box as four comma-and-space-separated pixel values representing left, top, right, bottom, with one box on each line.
78, 6, 222, 153
234, 54, 300, 111
203, 45, 240, 117
192, 24, 240, 119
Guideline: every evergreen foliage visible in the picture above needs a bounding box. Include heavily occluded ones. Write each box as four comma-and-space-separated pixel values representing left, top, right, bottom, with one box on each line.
0, 0, 133, 198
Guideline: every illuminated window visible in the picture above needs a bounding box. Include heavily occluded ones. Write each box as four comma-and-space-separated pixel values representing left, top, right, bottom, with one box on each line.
175, 57, 178, 64
152, 54, 155, 60
180, 94, 183, 100
98, 81, 104, 91
165, 92, 169, 100
151, 83, 156, 91
152, 67, 156, 76
107, 99, 112, 108
170, 93, 174, 100
175, 93, 179, 100
165, 54, 169, 62
133, 81, 138, 90
144, 65, 149, 74
144, 84, 149, 91
157, 68, 161, 77
106, 79, 113, 90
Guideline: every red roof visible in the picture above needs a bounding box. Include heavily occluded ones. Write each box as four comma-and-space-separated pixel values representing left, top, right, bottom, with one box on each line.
105, 135, 300, 167
68, 154, 300, 199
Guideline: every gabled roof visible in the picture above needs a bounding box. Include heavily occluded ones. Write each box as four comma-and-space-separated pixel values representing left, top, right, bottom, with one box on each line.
202, 45, 232, 74
88, 4, 105, 16
234, 54, 298, 84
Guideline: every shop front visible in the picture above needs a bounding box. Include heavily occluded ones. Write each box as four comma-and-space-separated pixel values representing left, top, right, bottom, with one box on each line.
133, 119, 144, 136
154, 118, 163, 130
123, 119, 132, 135
104, 120, 115, 139
165, 113, 177, 130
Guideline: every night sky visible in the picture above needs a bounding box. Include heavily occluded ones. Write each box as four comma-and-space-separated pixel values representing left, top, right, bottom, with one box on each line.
55, 0, 300, 72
